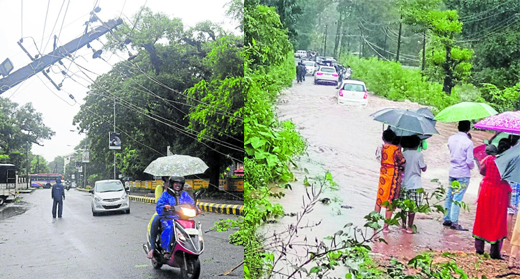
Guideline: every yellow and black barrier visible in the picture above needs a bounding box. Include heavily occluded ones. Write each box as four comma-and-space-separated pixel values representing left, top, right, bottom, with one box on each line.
128, 195, 244, 216
197, 202, 244, 216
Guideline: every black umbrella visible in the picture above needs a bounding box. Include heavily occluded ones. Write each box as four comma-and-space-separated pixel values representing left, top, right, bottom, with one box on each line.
372, 108, 439, 135
495, 144, 520, 184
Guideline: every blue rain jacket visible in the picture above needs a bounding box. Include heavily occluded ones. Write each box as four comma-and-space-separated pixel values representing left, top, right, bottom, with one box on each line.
156, 191, 195, 252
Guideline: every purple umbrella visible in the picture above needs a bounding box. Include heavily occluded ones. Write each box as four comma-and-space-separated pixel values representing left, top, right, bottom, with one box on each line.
474, 111, 520, 135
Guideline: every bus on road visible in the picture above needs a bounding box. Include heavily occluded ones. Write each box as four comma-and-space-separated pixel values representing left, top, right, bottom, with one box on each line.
30, 174, 63, 188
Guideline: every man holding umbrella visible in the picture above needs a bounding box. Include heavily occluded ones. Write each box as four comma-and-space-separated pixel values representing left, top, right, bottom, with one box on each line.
443, 120, 475, 231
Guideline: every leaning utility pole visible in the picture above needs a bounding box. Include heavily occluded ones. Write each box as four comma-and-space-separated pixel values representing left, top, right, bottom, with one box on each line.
0, 18, 123, 94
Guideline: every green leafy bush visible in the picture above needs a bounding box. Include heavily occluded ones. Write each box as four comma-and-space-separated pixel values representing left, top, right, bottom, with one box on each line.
340, 55, 460, 113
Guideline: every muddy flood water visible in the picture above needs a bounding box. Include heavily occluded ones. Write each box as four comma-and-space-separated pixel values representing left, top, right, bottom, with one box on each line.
261, 78, 502, 277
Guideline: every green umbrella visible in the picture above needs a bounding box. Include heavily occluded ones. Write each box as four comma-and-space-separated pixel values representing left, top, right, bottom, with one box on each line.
144, 155, 209, 177
434, 102, 498, 122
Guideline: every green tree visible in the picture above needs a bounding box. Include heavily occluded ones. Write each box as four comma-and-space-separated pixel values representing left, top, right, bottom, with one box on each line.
47, 156, 65, 174
31, 155, 50, 174
74, 9, 242, 187
0, 99, 54, 156
425, 10, 473, 94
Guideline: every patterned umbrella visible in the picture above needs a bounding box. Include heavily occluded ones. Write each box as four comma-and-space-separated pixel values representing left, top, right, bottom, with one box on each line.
435, 102, 497, 122
474, 111, 520, 135
144, 155, 209, 177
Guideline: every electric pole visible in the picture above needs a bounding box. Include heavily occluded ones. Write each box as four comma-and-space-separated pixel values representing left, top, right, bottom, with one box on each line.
0, 18, 123, 94
323, 25, 328, 56
396, 16, 403, 62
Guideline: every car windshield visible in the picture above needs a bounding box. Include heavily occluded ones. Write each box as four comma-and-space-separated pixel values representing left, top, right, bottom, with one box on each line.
304, 61, 314, 66
342, 83, 365, 92
96, 181, 124, 192
490, 132, 512, 146
320, 67, 336, 73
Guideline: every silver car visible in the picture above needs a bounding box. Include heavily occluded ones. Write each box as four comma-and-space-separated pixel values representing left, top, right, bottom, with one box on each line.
314, 66, 338, 86
90, 180, 130, 216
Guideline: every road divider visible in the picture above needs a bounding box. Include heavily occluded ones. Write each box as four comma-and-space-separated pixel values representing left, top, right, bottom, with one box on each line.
127, 195, 244, 216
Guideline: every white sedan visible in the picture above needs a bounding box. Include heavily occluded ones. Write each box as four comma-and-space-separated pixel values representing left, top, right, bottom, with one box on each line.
337, 80, 368, 106
314, 66, 338, 86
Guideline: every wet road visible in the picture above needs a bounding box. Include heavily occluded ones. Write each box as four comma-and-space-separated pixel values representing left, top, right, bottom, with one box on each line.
265, 77, 496, 273
0, 189, 243, 279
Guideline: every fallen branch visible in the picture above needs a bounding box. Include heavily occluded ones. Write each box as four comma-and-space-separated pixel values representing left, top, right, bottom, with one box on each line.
219, 260, 244, 276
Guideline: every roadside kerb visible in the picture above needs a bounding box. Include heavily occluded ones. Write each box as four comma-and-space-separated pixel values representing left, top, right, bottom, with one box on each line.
126, 195, 244, 216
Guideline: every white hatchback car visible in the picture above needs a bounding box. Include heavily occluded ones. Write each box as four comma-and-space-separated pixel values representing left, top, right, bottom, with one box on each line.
337, 80, 368, 106
90, 180, 130, 216
314, 66, 338, 86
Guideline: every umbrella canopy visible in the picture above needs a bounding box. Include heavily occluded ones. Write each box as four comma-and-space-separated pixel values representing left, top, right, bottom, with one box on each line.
495, 143, 520, 184
372, 108, 439, 135
474, 111, 520, 135
144, 155, 209, 177
435, 102, 498, 122
389, 126, 432, 139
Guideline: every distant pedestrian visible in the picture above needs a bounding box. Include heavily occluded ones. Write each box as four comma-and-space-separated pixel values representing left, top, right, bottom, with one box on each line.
443, 120, 475, 231
375, 128, 406, 233
51, 178, 65, 218
399, 136, 427, 234
473, 141, 512, 259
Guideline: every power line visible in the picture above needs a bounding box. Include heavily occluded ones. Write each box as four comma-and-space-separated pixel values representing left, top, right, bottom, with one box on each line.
42, 0, 67, 54
57, 0, 72, 40
67, 73, 244, 158
21, 0, 23, 39
40, 0, 51, 51
102, 11, 243, 121
458, 0, 517, 20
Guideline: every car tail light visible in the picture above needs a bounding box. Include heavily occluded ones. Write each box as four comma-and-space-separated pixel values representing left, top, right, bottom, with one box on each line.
332, 74, 338, 77
316, 72, 323, 75
363, 90, 368, 99
339, 89, 344, 97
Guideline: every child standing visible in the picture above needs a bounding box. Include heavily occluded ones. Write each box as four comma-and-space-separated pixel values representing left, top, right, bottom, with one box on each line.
400, 136, 427, 234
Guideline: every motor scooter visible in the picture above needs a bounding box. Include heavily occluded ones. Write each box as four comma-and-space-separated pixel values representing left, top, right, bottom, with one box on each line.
143, 191, 204, 279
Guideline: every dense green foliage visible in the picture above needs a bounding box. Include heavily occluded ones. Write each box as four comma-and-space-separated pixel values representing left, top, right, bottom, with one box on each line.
241, 3, 306, 278
73, 8, 243, 185
0, 98, 54, 174
341, 55, 461, 112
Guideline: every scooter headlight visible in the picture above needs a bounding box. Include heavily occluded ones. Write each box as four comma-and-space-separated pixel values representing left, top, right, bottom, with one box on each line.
181, 207, 196, 218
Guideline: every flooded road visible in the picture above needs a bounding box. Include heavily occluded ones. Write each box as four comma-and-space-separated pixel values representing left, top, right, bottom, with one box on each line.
264, 77, 498, 275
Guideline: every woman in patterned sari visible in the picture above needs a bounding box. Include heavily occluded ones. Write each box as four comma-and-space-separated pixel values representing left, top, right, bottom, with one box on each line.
375, 128, 406, 233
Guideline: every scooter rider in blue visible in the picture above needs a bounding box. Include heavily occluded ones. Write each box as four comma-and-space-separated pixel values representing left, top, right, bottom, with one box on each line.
147, 176, 196, 259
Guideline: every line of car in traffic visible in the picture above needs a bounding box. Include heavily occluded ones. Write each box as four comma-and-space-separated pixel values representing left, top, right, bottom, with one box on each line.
298, 62, 368, 107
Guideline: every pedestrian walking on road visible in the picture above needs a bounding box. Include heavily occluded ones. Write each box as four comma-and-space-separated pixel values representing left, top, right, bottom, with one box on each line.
443, 121, 475, 231
399, 136, 427, 234
375, 128, 406, 233
473, 142, 512, 259
51, 178, 65, 218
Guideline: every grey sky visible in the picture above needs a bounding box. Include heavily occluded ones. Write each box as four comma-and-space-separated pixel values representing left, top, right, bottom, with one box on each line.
0, 0, 237, 162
